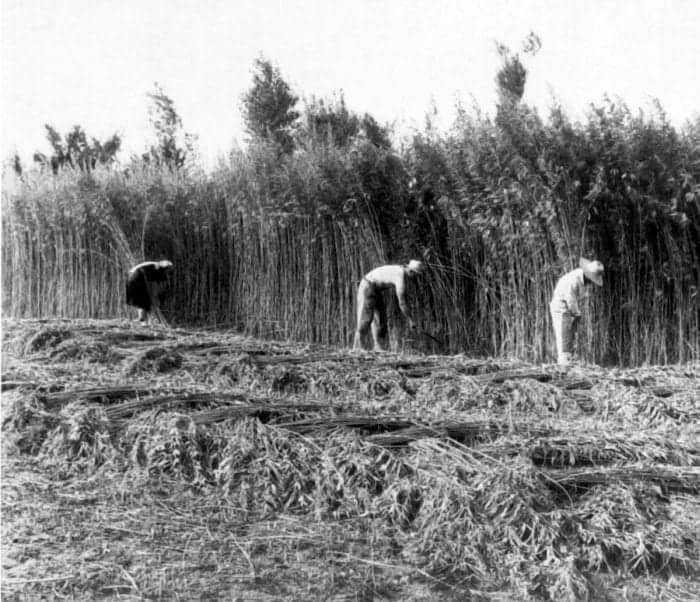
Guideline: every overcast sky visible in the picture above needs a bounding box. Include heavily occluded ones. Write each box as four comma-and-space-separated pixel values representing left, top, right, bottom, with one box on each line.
2, 0, 699, 169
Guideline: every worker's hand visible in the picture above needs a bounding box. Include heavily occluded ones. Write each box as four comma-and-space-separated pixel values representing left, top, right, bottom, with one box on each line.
571, 315, 581, 337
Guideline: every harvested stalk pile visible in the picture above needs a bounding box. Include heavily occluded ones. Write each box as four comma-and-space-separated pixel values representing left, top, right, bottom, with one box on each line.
2, 319, 699, 601
542, 465, 700, 493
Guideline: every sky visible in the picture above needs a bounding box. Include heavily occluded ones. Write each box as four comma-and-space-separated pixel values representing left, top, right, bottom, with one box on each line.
2, 0, 699, 169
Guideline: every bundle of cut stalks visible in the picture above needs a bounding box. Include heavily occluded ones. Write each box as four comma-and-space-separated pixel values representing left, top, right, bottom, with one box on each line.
543, 465, 700, 494
479, 431, 700, 468
21, 326, 73, 356
124, 346, 184, 375
3, 319, 699, 601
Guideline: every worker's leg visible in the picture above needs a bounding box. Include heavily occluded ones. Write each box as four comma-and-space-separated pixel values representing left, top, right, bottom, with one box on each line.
562, 313, 577, 363
150, 287, 163, 324
138, 308, 148, 322
552, 309, 574, 365
353, 282, 373, 350
551, 308, 566, 365
145, 280, 158, 323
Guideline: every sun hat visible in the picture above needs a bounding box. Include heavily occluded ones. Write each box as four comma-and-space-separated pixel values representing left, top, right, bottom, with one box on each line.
579, 258, 604, 286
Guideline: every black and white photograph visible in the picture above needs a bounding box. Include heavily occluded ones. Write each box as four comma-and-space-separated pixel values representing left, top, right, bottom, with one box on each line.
2, 0, 699, 599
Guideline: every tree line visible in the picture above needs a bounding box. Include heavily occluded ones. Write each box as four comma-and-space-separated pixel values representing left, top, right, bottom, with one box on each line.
3, 41, 699, 365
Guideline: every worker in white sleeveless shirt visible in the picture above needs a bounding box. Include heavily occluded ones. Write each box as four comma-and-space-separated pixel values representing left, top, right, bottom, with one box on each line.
550, 258, 604, 365
353, 260, 423, 351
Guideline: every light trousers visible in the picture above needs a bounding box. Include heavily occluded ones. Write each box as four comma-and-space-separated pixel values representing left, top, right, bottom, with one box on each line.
550, 308, 579, 365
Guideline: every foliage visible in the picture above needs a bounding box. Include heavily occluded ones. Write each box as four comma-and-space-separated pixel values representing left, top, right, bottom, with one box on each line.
495, 32, 541, 106
33, 124, 121, 173
11, 153, 23, 177
2, 51, 699, 365
242, 56, 300, 154
300, 93, 361, 148
143, 82, 197, 170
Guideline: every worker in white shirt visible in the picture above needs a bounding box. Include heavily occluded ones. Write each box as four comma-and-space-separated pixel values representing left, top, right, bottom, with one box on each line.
126, 260, 174, 322
550, 258, 604, 365
353, 260, 424, 351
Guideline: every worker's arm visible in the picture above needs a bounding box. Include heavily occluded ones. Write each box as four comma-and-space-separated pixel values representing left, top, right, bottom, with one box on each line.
151, 282, 162, 310
146, 278, 168, 324
395, 279, 416, 329
565, 280, 581, 317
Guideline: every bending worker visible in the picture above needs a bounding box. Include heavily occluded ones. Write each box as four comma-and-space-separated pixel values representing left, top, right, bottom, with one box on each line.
550, 257, 604, 365
126, 260, 174, 323
353, 260, 423, 351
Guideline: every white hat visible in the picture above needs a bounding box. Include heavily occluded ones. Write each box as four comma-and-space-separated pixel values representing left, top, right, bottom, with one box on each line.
406, 260, 423, 274
579, 258, 604, 286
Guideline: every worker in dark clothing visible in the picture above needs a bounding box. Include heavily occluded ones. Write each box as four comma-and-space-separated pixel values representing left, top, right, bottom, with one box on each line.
126, 260, 173, 322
